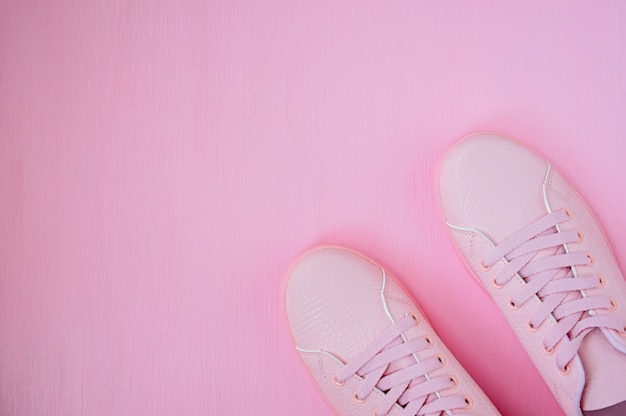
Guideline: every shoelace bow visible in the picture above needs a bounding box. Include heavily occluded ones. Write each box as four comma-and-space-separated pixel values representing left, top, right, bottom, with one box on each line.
335, 315, 472, 416
482, 209, 625, 372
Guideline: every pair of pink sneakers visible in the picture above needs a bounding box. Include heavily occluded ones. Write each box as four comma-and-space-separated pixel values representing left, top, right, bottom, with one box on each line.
282, 133, 626, 416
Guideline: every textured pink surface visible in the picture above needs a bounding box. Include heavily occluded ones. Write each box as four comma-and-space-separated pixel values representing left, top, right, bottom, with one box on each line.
1, 1, 626, 415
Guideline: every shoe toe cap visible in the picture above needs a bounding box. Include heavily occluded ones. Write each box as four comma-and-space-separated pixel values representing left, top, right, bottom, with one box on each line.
284, 247, 394, 362
438, 132, 550, 242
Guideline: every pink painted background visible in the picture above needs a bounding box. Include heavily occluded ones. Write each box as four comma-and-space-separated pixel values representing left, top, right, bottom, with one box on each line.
2, 1, 626, 415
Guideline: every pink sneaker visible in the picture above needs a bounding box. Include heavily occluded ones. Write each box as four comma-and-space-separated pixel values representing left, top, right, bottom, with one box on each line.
437, 132, 626, 416
283, 246, 501, 416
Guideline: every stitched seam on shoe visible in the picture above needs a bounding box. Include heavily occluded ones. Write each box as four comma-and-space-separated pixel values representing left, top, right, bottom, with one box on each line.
551, 379, 576, 412
469, 381, 495, 414
546, 170, 568, 200
470, 231, 476, 262
449, 228, 477, 262
318, 353, 326, 379
386, 294, 412, 306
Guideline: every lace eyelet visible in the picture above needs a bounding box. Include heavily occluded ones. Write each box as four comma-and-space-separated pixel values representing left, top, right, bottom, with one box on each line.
492, 276, 504, 289
560, 364, 570, 375
564, 209, 572, 221
608, 299, 617, 312
527, 320, 537, 332
449, 376, 458, 389
435, 355, 445, 367
423, 335, 433, 349
617, 327, 626, 337
480, 259, 491, 272
542, 344, 554, 355
586, 253, 595, 266
353, 392, 366, 404
407, 312, 420, 324
597, 276, 605, 289
576, 231, 584, 243
507, 298, 518, 310
333, 374, 345, 387
463, 396, 473, 409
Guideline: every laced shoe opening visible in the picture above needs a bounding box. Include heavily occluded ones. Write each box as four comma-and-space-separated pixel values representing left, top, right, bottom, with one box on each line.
336, 315, 477, 414
483, 209, 626, 375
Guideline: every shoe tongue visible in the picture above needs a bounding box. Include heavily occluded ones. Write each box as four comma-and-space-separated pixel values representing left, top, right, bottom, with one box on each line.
382, 354, 439, 414
517, 240, 566, 283
384, 354, 417, 376
579, 328, 626, 411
